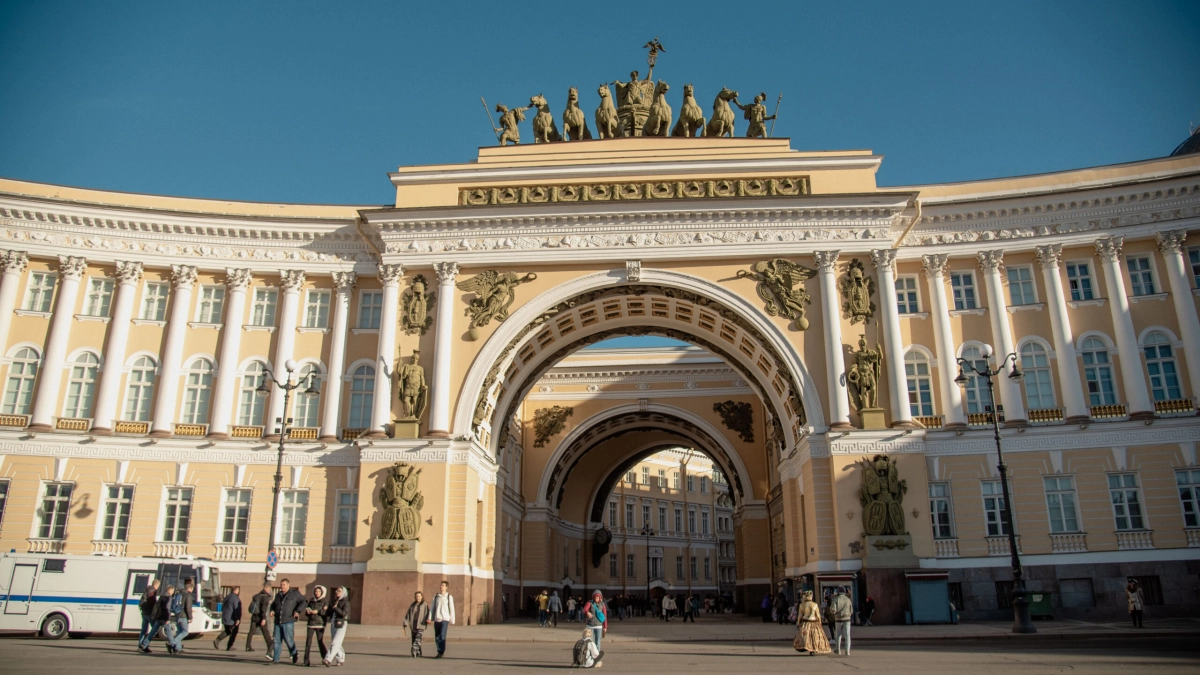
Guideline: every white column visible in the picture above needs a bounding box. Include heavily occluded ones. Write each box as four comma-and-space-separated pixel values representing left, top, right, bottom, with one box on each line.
366, 264, 403, 439
149, 265, 198, 437
872, 249, 913, 427
921, 254, 966, 428
1157, 231, 1200, 409
977, 251, 1027, 425
207, 268, 252, 439
813, 251, 851, 429
266, 270, 306, 437
428, 261, 459, 437
1035, 245, 1089, 422
320, 271, 356, 441
29, 256, 87, 431
1095, 237, 1154, 419
91, 261, 144, 435
0, 251, 29, 356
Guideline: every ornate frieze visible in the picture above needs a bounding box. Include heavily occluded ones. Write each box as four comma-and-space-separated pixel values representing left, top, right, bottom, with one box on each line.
458, 176, 809, 207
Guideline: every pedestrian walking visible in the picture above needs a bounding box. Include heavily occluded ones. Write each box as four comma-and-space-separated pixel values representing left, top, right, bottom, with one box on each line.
566, 595, 577, 622
268, 578, 305, 665
136, 579, 160, 653
403, 590, 431, 657
829, 586, 853, 655
212, 585, 242, 651
760, 593, 772, 622
582, 590, 608, 652
774, 591, 789, 625
859, 596, 875, 626
323, 586, 350, 666
682, 594, 696, 623
537, 589, 550, 627
430, 580, 456, 659
303, 585, 330, 666
548, 590, 563, 627
246, 582, 275, 653
792, 590, 831, 656
1127, 580, 1145, 628
167, 578, 195, 654
148, 585, 175, 654
661, 594, 675, 621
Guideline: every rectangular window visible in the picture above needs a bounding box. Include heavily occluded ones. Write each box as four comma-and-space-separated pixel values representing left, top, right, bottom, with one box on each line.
674, 507, 682, 532
676, 555, 684, 579
690, 556, 698, 579
196, 286, 225, 323
1006, 266, 1037, 306
642, 504, 651, 529
140, 282, 169, 320
704, 557, 711, 580
335, 492, 358, 546
1108, 474, 1145, 531
23, 271, 57, 312
906, 354, 935, 416
1127, 256, 1156, 296
625, 502, 634, 529
84, 278, 114, 316
950, 272, 976, 310
981, 480, 1010, 536
162, 487, 193, 543
251, 288, 278, 326
358, 291, 382, 329
1044, 476, 1080, 533
626, 470, 636, 485
929, 483, 954, 538
658, 505, 667, 531
688, 508, 696, 534
642, 466, 649, 485
221, 489, 251, 544
608, 501, 617, 527
1065, 262, 1094, 301
701, 509, 710, 534
626, 554, 635, 578
700, 477, 708, 494
658, 469, 666, 488
895, 276, 920, 314
609, 553, 618, 577
303, 290, 330, 328
687, 475, 695, 492
38, 483, 73, 539
1177, 469, 1200, 528
1189, 247, 1200, 289
673, 471, 680, 489
100, 485, 134, 541
0, 479, 7, 532
280, 490, 308, 546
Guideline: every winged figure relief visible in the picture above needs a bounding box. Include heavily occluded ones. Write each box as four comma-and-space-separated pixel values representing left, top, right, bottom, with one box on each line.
737, 258, 816, 330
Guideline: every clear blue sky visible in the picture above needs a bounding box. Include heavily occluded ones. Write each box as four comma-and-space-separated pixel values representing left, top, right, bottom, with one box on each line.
0, 0, 1197, 205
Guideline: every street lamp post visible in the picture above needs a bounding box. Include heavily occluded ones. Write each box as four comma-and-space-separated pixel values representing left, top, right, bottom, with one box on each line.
257, 358, 319, 582
955, 343, 1036, 634
640, 523, 654, 604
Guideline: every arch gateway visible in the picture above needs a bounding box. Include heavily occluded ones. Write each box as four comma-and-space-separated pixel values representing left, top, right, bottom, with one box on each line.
1, 131, 1200, 625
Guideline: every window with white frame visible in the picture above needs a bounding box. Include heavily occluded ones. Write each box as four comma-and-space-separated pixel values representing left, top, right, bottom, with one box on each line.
950, 272, 977, 310
700, 476, 708, 493
161, 487, 192, 543
280, 490, 308, 546
196, 285, 225, 323
641, 503, 650, 528
250, 288, 278, 326
99, 485, 133, 541
237, 362, 268, 426
1189, 248, 1200, 289
626, 553, 636, 578
608, 501, 617, 527
335, 491, 358, 546
180, 359, 214, 424
23, 272, 57, 312
609, 553, 618, 577
2, 347, 40, 415
0, 479, 8, 532
960, 346, 993, 414
1019, 343, 1055, 409
642, 466, 649, 485
658, 504, 667, 531
1044, 476, 1080, 533
347, 365, 374, 428
981, 480, 1010, 536
303, 290, 330, 328
63, 353, 100, 418
221, 489, 251, 544
673, 471, 680, 489
688, 507, 696, 533
690, 556, 698, 579
84, 278, 114, 316
1142, 332, 1182, 401
905, 351, 934, 416
1177, 469, 1200, 528
1065, 262, 1094, 301
674, 506, 682, 532
1108, 474, 1145, 531
140, 282, 168, 320
122, 356, 156, 422
38, 483, 73, 539
292, 364, 321, 428
929, 483, 954, 538
658, 469, 666, 488
1006, 266, 1037, 305
1081, 338, 1117, 406
1126, 256, 1156, 296
358, 291, 383, 329
895, 276, 920, 314
701, 509, 710, 534
622, 501, 634, 528
687, 475, 695, 492
676, 555, 684, 579
626, 470, 636, 485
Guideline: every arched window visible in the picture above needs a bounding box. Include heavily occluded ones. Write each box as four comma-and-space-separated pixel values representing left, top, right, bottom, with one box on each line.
1020, 342, 1055, 409
122, 356, 157, 422
292, 364, 321, 428
2, 347, 40, 415
1143, 331, 1182, 401
960, 346, 993, 414
63, 353, 100, 418
1081, 337, 1117, 406
238, 361, 268, 426
180, 359, 214, 424
347, 365, 375, 428
904, 351, 934, 417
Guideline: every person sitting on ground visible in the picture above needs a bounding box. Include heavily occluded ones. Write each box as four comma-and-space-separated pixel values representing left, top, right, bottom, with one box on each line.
572, 626, 604, 668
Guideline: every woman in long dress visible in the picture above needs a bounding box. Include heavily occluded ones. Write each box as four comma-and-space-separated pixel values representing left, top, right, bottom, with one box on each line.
794, 591, 832, 656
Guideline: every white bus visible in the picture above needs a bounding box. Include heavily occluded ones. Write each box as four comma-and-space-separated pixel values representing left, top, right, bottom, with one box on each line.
0, 551, 222, 639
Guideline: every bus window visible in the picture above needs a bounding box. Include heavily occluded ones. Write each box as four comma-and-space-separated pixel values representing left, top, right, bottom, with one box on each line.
43, 559, 66, 572
132, 574, 151, 594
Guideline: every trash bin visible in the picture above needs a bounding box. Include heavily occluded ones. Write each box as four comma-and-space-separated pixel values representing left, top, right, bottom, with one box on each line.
1027, 592, 1053, 618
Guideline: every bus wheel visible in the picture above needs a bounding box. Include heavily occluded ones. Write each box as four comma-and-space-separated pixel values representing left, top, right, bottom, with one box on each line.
41, 613, 69, 639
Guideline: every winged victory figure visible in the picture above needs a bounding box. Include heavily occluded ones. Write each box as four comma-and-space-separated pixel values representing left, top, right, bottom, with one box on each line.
737, 258, 817, 330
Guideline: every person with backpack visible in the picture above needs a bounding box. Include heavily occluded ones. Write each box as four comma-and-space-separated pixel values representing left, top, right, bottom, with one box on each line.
548, 591, 563, 627
430, 580, 456, 659
136, 579, 160, 653
167, 578, 194, 654
403, 590, 431, 657
213, 585, 242, 650
582, 590, 608, 652
146, 584, 175, 654
302, 585, 330, 666
571, 626, 603, 668
268, 578, 305, 665
246, 583, 275, 653
323, 586, 351, 666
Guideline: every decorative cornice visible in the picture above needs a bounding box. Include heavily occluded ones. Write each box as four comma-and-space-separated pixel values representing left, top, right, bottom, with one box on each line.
170, 264, 198, 289
58, 255, 87, 280
3, 250, 28, 275
1094, 236, 1124, 263
1034, 244, 1062, 269
225, 268, 253, 291
377, 263, 404, 286
279, 269, 306, 292
332, 270, 357, 292
1156, 230, 1186, 255
114, 261, 144, 286
921, 253, 948, 278
812, 250, 840, 273
458, 176, 809, 207
977, 250, 1004, 273
434, 261, 459, 283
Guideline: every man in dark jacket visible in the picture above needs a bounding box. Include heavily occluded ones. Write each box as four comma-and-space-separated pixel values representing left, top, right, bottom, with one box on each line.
136, 579, 160, 653
302, 585, 329, 666
268, 579, 305, 665
402, 591, 430, 657
245, 582, 274, 653
213, 585, 242, 650
167, 578, 195, 654
146, 585, 174, 654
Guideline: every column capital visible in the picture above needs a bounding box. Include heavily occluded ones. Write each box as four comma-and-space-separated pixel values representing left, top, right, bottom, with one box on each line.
170, 264, 198, 289
869, 249, 897, 272
1156, 230, 1187, 255
332, 271, 357, 292
1034, 244, 1062, 269
434, 261, 460, 283
920, 254, 948, 278
976, 250, 1004, 273
378, 263, 404, 287
115, 261, 144, 286
1094, 236, 1124, 263
3, 250, 29, 275
812, 250, 840, 273
225, 268, 253, 291
58, 255, 88, 280
280, 269, 306, 292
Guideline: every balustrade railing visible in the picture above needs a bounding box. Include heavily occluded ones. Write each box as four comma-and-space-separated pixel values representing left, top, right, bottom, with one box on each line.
114, 420, 150, 434
934, 538, 959, 557
28, 538, 67, 553
914, 415, 943, 429
1049, 532, 1087, 553
1154, 398, 1195, 415
1187, 529, 1200, 548
1090, 404, 1127, 419
985, 535, 1020, 556
231, 425, 263, 439
173, 424, 207, 437
329, 546, 353, 563
56, 417, 91, 432
967, 413, 992, 426
213, 543, 248, 561
91, 540, 128, 556
154, 542, 189, 557
1028, 408, 1064, 423
276, 545, 305, 562
1115, 530, 1154, 550
0, 414, 29, 428
341, 428, 366, 441
289, 427, 319, 441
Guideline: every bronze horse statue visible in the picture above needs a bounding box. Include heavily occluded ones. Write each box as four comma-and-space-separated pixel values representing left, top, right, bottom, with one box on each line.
671, 83, 706, 137
562, 87, 592, 141
642, 80, 672, 137
529, 93, 562, 143
595, 84, 620, 139
705, 87, 739, 138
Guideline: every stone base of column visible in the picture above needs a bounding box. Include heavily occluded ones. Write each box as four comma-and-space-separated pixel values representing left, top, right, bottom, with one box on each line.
90, 427, 114, 436
1129, 410, 1157, 422
425, 430, 451, 439
1002, 419, 1029, 428
889, 420, 918, 429
829, 421, 854, 430
26, 423, 53, 433
206, 431, 230, 440
148, 429, 173, 438
943, 422, 968, 431
1065, 415, 1091, 425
